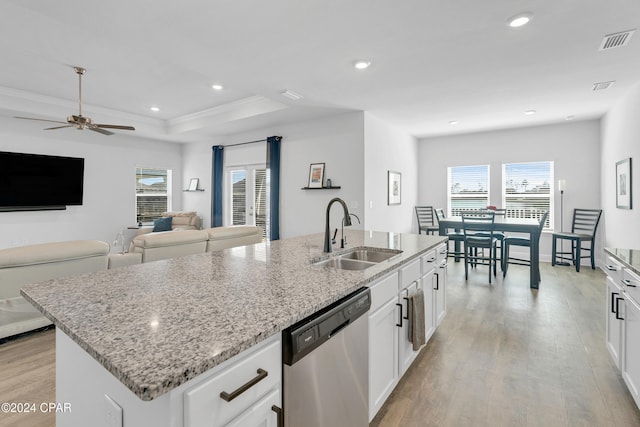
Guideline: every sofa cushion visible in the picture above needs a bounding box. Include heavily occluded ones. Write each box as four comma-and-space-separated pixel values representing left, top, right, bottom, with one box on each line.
153, 216, 173, 232
132, 230, 209, 248
0, 240, 110, 269
205, 225, 263, 241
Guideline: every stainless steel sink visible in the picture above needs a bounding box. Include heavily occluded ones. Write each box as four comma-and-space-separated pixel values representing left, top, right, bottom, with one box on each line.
313, 247, 403, 270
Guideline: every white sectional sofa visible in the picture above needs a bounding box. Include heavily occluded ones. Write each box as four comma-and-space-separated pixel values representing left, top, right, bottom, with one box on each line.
0, 240, 110, 340
0, 226, 263, 340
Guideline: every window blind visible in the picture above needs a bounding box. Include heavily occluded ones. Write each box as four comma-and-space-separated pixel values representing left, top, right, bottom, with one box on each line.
502, 161, 553, 229
447, 165, 490, 216
230, 169, 247, 226
136, 167, 171, 223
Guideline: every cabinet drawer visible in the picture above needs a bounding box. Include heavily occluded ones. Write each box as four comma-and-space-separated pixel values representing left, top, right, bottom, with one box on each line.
421, 249, 437, 275
604, 256, 624, 283
400, 258, 421, 290
368, 272, 399, 312
623, 268, 640, 305
184, 335, 281, 427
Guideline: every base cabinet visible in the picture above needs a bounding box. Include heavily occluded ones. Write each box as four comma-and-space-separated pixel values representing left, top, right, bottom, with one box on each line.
368, 244, 448, 421
606, 276, 624, 368
622, 295, 640, 408
224, 389, 281, 427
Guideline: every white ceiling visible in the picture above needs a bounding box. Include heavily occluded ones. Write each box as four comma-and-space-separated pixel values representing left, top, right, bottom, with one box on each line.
1, 0, 639, 143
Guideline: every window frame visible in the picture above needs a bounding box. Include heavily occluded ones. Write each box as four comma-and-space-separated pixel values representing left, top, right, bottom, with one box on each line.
135, 167, 172, 224
501, 161, 554, 231
447, 164, 490, 216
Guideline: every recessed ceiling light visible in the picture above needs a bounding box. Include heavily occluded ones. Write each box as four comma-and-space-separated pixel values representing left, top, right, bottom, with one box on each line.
279, 89, 303, 100
448, 120, 459, 125
507, 12, 533, 28
524, 109, 536, 115
150, 106, 160, 112
211, 84, 223, 91
354, 60, 371, 70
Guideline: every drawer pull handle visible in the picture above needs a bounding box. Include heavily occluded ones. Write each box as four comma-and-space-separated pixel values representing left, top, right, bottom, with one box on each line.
622, 279, 637, 288
272, 405, 283, 427
220, 369, 268, 402
606, 265, 618, 271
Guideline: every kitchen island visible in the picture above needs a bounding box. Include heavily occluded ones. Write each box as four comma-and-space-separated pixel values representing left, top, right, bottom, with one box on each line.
21, 230, 447, 426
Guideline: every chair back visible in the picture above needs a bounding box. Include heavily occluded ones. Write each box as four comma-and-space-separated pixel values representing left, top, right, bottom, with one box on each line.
493, 208, 507, 217
462, 211, 495, 244
434, 208, 446, 221
415, 206, 435, 227
571, 209, 602, 236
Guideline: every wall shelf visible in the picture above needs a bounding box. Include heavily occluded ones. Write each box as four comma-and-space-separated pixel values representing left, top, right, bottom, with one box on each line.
301, 186, 341, 190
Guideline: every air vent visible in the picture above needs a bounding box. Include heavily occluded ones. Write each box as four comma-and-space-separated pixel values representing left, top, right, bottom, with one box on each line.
593, 81, 615, 91
599, 30, 635, 50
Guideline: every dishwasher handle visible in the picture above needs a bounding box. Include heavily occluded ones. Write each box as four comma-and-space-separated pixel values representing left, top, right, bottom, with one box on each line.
329, 319, 351, 338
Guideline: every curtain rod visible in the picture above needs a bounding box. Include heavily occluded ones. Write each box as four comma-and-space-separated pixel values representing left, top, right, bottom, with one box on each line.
219, 136, 282, 148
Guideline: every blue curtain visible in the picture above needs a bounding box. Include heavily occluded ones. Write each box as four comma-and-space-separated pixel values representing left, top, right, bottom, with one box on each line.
267, 136, 281, 240
211, 145, 224, 227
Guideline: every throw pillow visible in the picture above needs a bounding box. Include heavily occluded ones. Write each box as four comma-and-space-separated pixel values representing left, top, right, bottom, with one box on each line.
152, 216, 172, 232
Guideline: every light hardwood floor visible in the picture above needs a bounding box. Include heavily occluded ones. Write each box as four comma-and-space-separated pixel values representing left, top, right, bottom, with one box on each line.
1, 262, 639, 427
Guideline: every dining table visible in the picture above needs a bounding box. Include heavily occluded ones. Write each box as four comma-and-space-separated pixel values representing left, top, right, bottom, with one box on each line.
438, 216, 542, 289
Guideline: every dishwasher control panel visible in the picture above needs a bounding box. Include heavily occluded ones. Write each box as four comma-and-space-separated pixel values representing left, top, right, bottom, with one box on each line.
282, 287, 371, 365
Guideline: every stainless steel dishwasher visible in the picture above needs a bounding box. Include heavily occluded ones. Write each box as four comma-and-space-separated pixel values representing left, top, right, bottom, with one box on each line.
282, 287, 370, 427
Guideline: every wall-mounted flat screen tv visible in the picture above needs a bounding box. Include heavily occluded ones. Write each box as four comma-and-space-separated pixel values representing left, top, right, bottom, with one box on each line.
0, 151, 84, 211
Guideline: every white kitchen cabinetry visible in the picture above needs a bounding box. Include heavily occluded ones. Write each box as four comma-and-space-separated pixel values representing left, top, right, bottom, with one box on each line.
368, 245, 447, 421
434, 243, 447, 326
224, 389, 281, 427
604, 254, 640, 410
622, 268, 640, 408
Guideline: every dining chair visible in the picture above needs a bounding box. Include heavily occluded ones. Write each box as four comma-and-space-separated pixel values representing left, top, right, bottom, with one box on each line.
462, 211, 498, 283
415, 206, 439, 235
551, 208, 602, 272
434, 208, 465, 260
502, 211, 549, 279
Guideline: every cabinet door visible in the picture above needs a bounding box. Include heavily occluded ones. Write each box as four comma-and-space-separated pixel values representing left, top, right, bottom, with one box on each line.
622, 296, 640, 409
606, 276, 623, 368
422, 270, 436, 342
398, 282, 420, 377
224, 389, 281, 427
434, 261, 447, 326
368, 297, 399, 421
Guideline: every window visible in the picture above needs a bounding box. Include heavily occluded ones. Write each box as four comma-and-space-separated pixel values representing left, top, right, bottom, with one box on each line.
136, 167, 171, 223
227, 165, 269, 238
502, 161, 553, 229
447, 165, 490, 215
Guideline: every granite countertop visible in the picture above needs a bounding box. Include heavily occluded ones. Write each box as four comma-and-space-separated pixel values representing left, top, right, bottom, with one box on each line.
605, 247, 640, 275
21, 229, 446, 401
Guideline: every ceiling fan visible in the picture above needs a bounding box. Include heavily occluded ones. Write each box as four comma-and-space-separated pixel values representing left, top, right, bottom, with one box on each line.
15, 66, 135, 136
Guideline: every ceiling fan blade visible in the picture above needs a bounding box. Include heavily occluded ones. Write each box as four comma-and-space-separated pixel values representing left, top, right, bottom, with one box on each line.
15, 116, 68, 125
45, 125, 75, 130
88, 127, 114, 136
94, 124, 136, 131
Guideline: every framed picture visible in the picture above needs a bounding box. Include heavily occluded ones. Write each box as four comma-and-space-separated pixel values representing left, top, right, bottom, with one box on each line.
388, 170, 401, 205
616, 158, 632, 209
188, 178, 199, 191
308, 163, 325, 188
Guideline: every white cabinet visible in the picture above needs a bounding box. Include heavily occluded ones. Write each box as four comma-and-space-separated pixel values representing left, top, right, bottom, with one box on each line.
604, 254, 640, 411
368, 295, 400, 419
184, 336, 281, 427
606, 275, 624, 368
224, 388, 281, 427
434, 243, 448, 326
368, 244, 448, 421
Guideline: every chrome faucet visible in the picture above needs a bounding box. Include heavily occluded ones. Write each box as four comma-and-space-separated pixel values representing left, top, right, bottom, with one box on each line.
324, 197, 352, 252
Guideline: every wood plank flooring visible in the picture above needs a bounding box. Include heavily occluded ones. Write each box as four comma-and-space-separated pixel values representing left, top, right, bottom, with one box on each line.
371, 261, 640, 427
1, 262, 639, 426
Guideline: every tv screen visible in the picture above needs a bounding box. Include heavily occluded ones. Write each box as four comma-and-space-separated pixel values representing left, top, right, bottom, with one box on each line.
0, 151, 84, 211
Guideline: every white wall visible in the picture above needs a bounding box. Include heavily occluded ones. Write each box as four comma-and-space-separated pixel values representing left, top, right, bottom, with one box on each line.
417, 120, 602, 261
0, 116, 183, 249
182, 112, 365, 239
601, 82, 640, 249
364, 112, 418, 233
